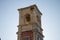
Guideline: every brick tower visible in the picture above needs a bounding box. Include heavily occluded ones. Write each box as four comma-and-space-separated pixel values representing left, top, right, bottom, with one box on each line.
17, 5, 44, 40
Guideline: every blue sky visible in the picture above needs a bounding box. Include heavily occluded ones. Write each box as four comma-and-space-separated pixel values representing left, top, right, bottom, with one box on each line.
0, 0, 60, 40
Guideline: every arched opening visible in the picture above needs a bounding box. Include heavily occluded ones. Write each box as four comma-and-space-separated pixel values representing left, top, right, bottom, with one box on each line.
25, 14, 30, 22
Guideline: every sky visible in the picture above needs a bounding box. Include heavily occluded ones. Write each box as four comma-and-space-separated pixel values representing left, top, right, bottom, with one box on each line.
0, 0, 60, 40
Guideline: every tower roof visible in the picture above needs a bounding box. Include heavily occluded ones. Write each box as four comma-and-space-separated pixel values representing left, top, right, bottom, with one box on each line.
18, 4, 42, 15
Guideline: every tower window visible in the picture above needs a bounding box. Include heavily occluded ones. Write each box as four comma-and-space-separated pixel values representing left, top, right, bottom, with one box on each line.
37, 15, 40, 23
25, 14, 30, 22
37, 35, 41, 40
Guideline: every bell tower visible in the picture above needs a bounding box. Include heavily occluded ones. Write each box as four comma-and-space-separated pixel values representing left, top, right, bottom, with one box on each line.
17, 5, 44, 40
